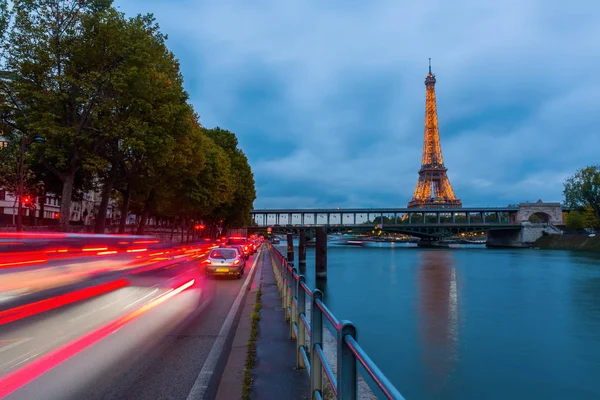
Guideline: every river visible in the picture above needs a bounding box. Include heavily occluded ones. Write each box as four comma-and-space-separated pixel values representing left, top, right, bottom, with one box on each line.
274, 241, 600, 399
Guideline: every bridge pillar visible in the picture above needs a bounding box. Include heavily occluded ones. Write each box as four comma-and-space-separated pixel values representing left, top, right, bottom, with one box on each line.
298, 230, 307, 268
315, 227, 327, 280
286, 233, 294, 263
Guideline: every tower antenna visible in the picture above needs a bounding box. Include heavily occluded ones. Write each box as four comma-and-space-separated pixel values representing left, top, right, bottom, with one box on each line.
428, 58, 432, 74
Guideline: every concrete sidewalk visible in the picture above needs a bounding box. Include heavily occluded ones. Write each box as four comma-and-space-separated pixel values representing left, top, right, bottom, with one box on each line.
251, 247, 309, 400
215, 246, 309, 400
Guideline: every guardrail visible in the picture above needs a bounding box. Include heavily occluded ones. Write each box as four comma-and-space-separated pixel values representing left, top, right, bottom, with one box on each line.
268, 243, 406, 400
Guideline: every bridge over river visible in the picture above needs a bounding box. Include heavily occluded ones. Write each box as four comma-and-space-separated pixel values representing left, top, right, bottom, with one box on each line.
249, 201, 565, 244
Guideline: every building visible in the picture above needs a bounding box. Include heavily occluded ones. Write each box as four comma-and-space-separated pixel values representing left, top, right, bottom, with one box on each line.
0, 187, 121, 228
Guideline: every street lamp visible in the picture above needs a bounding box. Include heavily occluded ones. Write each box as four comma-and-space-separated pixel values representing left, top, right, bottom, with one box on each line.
16, 135, 45, 232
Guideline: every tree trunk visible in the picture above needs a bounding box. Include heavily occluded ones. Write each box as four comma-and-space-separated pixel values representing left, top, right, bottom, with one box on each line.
180, 217, 185, 243
39, 188, 46, 226
95, 167, 118, 233
118, 187, 131, 234
136, 190, 155, 235
170, 219, 175, 242
58, 173, 75, 232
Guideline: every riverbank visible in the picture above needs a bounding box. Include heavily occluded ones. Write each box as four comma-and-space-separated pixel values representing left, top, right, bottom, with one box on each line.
534, 233, 600, 251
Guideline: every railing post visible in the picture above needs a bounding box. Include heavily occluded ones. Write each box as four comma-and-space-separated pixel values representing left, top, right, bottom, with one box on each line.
297, 275, 307, 369
287, 232, 294, 263
283, 260, 290, 316
290, 267, 298, 340
337, 321, 357, 400
311, 289, 324, 399
286, 262, 293, 320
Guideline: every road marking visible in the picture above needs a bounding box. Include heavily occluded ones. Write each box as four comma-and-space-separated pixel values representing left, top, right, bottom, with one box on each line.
124, 289, 159, 309
0, 337, 32, 354
186, 249, 262, 400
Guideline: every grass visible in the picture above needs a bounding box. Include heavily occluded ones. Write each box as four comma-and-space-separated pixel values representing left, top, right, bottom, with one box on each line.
241, 287, 262, 400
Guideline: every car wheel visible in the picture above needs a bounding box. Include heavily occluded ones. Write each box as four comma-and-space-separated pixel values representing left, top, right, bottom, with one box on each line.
237, 272, 242, 279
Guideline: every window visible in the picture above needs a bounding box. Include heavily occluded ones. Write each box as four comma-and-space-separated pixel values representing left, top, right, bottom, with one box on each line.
0, 190, 5, 201
209, 249, 238, 259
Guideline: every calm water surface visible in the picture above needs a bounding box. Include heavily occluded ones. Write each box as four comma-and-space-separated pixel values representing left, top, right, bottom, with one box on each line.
276, 242, 600, 399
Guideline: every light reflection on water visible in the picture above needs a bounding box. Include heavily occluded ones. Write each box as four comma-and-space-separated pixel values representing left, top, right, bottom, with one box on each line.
417, 251, 459, 397
276, 243, 600, 399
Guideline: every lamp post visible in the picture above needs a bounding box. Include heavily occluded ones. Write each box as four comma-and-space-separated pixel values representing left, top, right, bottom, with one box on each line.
16, 135, 45, 232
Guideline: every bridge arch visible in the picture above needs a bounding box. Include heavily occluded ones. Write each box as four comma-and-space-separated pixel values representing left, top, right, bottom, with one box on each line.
516, 201, 563, 225
528, 212, 551, 223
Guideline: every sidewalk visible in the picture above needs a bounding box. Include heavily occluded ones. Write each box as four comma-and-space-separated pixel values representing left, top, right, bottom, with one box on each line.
216, 246, 309, 400
251, 247, 309, 399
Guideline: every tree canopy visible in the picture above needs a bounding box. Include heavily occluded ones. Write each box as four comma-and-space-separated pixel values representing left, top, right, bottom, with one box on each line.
0, 0, 255, 233
563, 165, 600, 224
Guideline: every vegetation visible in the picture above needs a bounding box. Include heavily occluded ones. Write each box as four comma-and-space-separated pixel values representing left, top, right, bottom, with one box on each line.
564, 204, 600, 230
0, 0, 255, 233
242, 287, 262, 400
563, 165, 600, 228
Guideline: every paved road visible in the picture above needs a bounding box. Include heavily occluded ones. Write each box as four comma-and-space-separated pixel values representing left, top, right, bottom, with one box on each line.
2, 247, 263, 400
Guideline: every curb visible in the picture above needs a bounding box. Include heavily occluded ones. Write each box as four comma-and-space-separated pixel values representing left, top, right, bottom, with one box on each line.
214, 249, 264, 400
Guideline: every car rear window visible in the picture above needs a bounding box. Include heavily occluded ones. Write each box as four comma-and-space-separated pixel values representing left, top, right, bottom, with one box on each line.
227, 238, 246, 245
210, 249, 238, 259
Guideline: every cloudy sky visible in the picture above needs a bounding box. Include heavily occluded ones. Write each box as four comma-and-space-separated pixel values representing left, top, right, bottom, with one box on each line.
117, 0, 600, 209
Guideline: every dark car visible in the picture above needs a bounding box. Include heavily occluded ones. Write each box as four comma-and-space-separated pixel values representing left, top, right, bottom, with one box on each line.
226, 237, 252, 257
203, 247, 245, 279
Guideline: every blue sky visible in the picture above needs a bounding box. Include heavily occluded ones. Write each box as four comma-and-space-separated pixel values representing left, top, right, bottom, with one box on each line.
116, 0, 600, 209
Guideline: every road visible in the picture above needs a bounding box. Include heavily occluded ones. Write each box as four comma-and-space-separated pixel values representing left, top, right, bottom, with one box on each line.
1, 246, 263, 400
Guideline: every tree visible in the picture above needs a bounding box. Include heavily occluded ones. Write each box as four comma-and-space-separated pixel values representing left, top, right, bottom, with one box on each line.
565, 210, 584, 230
92, 13, 190, 233
202, 127, 256, 228
563, 165, 600, 224
0, 1, 139, 231
582, 204, 600, 230
0, 126, 44, 222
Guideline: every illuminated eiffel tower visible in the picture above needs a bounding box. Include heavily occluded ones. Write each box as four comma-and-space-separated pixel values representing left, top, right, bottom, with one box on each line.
408, 60, 462, 208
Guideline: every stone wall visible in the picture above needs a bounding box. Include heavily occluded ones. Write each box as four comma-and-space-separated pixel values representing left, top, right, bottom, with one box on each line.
516, 201, 563, 224
487, 223, 562, 248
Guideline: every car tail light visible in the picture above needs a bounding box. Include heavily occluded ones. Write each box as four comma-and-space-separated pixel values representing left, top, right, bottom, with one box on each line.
202, 259, 211, 265
233, 259, 241, 265
244, 246, 248, 251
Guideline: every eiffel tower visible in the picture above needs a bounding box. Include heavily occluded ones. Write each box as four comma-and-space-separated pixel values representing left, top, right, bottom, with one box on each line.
408, 60, 462, 208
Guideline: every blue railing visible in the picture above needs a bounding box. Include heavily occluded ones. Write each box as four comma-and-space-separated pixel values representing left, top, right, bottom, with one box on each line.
268, 243, 406, 400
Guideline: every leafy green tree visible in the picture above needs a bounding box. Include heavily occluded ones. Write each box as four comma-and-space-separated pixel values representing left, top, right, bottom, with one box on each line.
565, 210, 584, 230
0, 0, 134, 231
0, 126, 45, 222
93, 13, 190, 233
582, 204, 600, 229
202, 127, 256, 228
563, 165, 600, 223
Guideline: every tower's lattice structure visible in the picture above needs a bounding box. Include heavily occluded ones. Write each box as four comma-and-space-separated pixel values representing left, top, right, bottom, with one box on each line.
408, 60, 462, 208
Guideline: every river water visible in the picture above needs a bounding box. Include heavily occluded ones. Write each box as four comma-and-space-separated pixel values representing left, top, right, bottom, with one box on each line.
274, 242, 600, 399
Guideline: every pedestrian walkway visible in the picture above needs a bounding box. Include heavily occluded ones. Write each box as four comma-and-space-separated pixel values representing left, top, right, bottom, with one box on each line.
215, 246, 309, 400
250, 246, 309, 399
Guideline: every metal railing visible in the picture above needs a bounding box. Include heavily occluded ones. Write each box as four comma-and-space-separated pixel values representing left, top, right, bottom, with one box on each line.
268, 243, 406, 400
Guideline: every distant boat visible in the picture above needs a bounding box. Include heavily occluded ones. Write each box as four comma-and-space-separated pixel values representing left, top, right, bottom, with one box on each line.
344, 240, 365, 246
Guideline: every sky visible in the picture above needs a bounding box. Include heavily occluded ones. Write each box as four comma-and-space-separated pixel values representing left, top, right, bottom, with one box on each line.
116, 0, 600, 209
